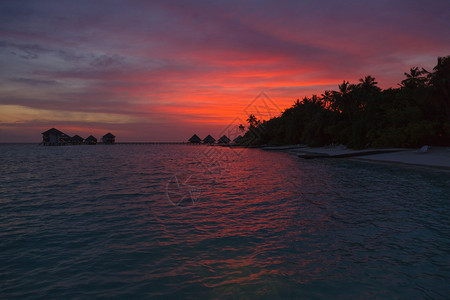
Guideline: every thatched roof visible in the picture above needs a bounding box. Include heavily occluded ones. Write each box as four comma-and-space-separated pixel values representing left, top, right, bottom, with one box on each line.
233, 135, 243, 143
103, 132, 115, 138
71, 135, 84, 142
42, 128, 65, 136
85, 135, 97, 142
218, 135, 231, 143
189, 134, 202, 143
203, 134, 216, 143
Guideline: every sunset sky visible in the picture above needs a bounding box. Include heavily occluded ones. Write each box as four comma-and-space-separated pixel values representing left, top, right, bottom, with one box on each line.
1, 0, 449, 142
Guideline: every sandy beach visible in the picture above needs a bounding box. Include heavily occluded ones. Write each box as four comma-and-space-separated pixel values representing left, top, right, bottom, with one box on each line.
262, 145, 450, 170
353, 147, 450, 169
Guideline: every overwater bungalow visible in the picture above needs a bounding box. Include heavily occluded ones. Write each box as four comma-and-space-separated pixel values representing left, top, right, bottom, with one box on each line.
42, 128, 67, 146
84, 135, 98, 145
70, 135, 84, 145
233, 135, 243, 144
188, 134, 202, 143
102, 132, 115, 144
218, 135, 231, 144
203, 135, 216, 144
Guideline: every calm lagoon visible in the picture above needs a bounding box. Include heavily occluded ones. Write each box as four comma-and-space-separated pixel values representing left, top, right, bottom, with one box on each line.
1, 144, 449, 298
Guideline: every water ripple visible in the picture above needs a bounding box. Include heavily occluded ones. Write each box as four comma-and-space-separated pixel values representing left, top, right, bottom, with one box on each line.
0, 144, 449, 298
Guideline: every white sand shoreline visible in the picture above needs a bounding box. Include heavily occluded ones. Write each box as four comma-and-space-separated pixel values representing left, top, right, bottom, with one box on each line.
261, 145, 450, 170
352, 147, 450, 170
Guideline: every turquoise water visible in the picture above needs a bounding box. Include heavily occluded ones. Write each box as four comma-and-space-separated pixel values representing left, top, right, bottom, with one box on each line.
1, 144, 449, 298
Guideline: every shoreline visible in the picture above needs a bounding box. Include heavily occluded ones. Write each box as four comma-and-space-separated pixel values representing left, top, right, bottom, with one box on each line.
261, 144, 450, 170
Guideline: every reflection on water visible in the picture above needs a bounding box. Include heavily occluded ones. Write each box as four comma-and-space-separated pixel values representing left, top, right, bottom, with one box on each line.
0, 144, 449, 298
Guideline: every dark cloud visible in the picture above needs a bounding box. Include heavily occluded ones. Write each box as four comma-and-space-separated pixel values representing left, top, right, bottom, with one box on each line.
89, 54, 124, 68
0, 41, 45, 59
8, 77, 59, 86
0, 40, 128, 71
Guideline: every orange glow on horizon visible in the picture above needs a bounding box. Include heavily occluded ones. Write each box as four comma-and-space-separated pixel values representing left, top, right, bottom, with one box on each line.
1, 1, 448, 142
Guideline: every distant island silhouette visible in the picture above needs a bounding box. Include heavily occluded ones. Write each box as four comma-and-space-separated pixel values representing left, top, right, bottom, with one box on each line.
236, 55, 450, 149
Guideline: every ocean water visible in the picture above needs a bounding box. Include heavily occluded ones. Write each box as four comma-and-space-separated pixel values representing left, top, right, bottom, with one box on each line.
1, 143, 449, 299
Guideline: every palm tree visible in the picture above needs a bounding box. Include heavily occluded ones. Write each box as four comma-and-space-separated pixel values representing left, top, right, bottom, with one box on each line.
358, 75, 379, 91
400, 67, 428, 89
429, 56, 450, 119
355, 76, 381, 112
321, 90, 333, 109
335, 80, 356, 121
338, 80, 350, 95
246, 114, 259, 127
311, 94, 319, 104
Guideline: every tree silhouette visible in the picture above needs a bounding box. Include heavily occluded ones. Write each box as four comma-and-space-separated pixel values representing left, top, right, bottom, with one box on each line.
321, 90, 333, 109
239, 55, 450, 148
338, 80, 350, 95
358, 75, 380, 93
334, 80, 355, 121
429, 56, 450, 119
400, 67, 429, 89
246, 114, 259, 127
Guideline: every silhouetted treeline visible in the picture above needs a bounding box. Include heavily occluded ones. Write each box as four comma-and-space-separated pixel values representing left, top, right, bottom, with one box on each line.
241, 55, 450, 149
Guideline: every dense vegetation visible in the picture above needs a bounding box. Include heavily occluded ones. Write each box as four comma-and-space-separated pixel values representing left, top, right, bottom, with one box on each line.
241, 56, 450, 149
